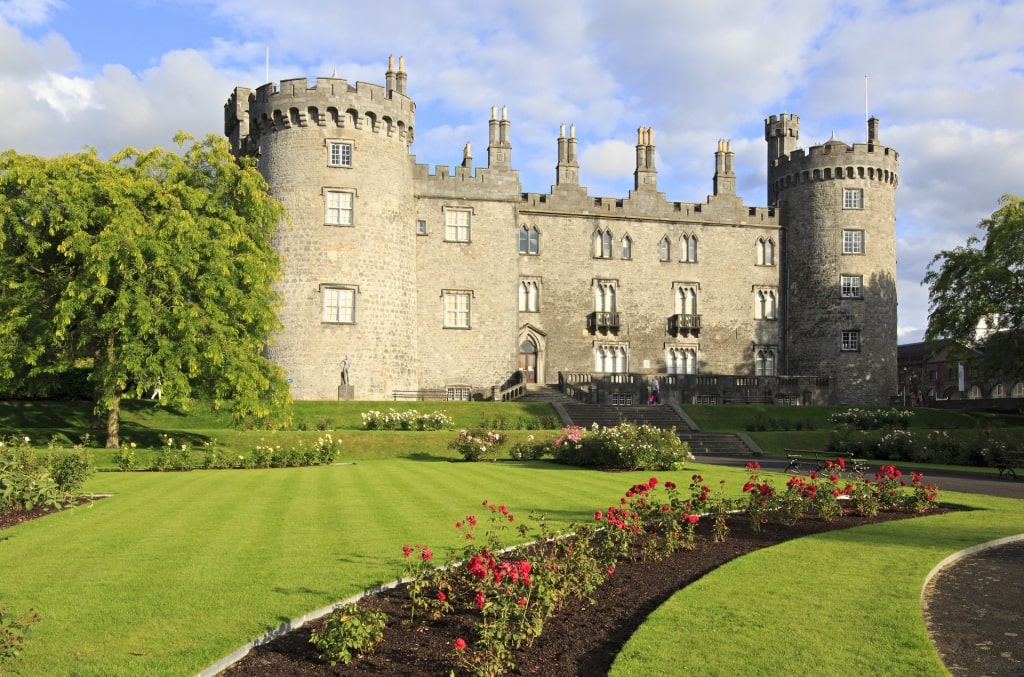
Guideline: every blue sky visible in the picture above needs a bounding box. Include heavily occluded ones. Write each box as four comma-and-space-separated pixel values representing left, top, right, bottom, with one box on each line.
2, 0, 1023, 343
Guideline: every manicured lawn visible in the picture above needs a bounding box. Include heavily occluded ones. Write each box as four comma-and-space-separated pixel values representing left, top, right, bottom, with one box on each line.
2, 457, 1021, 676
612, 490, 1024, 676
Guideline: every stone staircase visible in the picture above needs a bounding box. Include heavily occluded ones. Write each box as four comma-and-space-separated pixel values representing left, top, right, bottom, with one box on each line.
521, 385, 758, 458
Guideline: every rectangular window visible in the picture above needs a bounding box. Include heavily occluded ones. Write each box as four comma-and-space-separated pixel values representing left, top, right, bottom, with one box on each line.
325, 190, 354, 226
446, 386, 471, 401
842, 229, 864, 254
445, 209, 471, 242
841, 330, 860, 351
843, 188, 863, 209
329, 141, 352, 167
841, 275, 863, 298
322, 287, 355, 323
443, 291, 471, 328
416, 220, 427, 235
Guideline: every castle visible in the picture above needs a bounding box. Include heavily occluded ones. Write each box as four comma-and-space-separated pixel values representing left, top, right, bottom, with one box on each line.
224, 56, 899, 405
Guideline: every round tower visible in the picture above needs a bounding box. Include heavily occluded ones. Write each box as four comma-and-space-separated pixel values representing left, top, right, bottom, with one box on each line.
225, 57, 417, 399
766, 115, 899, 405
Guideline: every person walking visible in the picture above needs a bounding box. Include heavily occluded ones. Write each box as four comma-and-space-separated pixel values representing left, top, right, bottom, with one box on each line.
651, 377, 661, 405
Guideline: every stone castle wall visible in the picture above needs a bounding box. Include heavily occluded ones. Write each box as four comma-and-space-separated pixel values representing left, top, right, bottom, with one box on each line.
225, 64, 900, 405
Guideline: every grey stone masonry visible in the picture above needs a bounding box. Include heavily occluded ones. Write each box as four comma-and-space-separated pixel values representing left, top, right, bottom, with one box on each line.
225, 60, 899, 405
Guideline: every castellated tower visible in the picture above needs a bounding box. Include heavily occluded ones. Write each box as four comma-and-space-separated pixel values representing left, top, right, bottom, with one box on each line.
225, 56, 418, 399
766, 114, 899, 404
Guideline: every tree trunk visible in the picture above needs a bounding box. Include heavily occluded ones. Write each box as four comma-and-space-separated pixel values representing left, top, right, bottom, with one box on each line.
105, 392, 121, 448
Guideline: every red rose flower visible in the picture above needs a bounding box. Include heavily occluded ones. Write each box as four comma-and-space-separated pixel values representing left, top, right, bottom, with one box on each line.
454, 638, 467, 651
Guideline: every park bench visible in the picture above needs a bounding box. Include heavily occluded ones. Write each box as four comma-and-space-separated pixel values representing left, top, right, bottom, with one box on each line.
392, 389, 448, 401
784, 449, 870, 476
994, 450, 1024, 480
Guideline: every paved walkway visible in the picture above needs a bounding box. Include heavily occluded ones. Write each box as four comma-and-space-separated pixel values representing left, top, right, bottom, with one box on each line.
697, 455, 1024, 676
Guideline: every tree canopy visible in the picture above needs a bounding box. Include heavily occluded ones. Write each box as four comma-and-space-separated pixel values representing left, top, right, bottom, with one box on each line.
924, 193, 1024, 378
0, 133, 290, 446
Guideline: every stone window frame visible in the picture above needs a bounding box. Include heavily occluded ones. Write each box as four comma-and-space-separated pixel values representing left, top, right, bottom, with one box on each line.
673, 282, 699, 315
594, 343, 628, 373
659, 235, 671, 262
320, 284, 357, 324
592, 228, 614, 259
756, 237, 776, 266
843, 188, 864, 209
754, 345, 777, 376
841, 329, 860, 352
442, 289, 473, 329
593, 278, 618, 313
324, 188, 355, 226
416, 219, 428, 236
327, 139, 353, 168
841, 274, 863, 298
842, 229, 864, 254
444, 207, 472, 243
519, 225, 540, 255
621, 234, 633, 260
666, 344, 698, 375
753, 286, 778, 320
679, 233, 698, 263
518, 277, 541, 313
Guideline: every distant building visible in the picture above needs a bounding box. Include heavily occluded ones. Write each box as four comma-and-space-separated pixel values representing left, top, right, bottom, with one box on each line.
899, 338, 1024, 404
225, 57, 899, 404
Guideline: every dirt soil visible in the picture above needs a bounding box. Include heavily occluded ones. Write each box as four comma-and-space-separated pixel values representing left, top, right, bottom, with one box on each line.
221, 510, 943, 677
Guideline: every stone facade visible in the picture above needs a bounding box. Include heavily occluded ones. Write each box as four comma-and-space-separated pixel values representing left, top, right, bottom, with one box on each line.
225, 58, 899, 405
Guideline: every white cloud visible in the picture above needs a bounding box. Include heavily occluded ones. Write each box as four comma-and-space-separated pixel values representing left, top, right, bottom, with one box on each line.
31, 71, 96, 117
0, 0, 63, 25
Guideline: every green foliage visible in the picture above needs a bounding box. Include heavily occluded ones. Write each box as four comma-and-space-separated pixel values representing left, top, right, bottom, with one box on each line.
43, 444, 94, 492
924, 194, 1024, 378
0, 135, 291, 448
448, 428, 508, 461
360, 408, 453, 431
507, 435, 552, 460
309, 603, 387, 666
0, 604, 40, 667
829, 407, 913, 430
552, 423, 693, 470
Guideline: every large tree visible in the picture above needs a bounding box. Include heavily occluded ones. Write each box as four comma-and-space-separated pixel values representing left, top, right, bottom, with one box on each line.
0, 133, 290, 446
924, 193, 1024, 377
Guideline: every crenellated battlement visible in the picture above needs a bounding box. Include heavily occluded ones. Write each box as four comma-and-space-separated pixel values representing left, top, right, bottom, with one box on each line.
769, 137, 900, 191
517, 189, 778, 225
225, 72, 416, 155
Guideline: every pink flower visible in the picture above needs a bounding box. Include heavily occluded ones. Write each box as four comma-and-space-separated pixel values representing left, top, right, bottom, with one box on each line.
421, 547, 433, 561
517, 597, 527, 606
467, 515, 477, 527
607, 567, 615, 575
402, 544, 412, 558
475, 591, 485, 609
594, 510, 603, 521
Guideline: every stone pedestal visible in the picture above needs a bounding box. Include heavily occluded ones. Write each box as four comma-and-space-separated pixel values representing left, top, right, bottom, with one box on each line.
338, 384, 354, 401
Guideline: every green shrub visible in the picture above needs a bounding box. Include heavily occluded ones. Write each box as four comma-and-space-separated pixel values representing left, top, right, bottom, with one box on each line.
44, 446, 94, 492
448, 428, 507, 461
552, 423, 692, 471
309, 603, 387, 666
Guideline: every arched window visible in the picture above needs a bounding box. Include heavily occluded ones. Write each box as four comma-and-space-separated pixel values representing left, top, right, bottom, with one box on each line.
659, 236, 671, 262
755, 289, 777, 319
603, 230, 613, 259
1012, 382, 1024, 398
667, 347, 698, 375
621, 235, 632, 260
595, 345, 627, 373
518, 280, 539, 312
757, 237, 775, 266
968, 385, 982, 400
992, 383, 1006, 399
680, 234, 698, 262
755, 348, 776, 376
675, 286, 697, 315
519, 226, 539, 255
595, 281, 616, 312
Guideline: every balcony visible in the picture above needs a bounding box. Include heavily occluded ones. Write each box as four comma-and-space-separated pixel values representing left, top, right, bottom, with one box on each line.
669, 313, 701, 336
588, 311, 620, 334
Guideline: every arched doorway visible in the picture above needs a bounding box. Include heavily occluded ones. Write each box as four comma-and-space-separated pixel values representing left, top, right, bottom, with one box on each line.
519, 338, 538, 384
